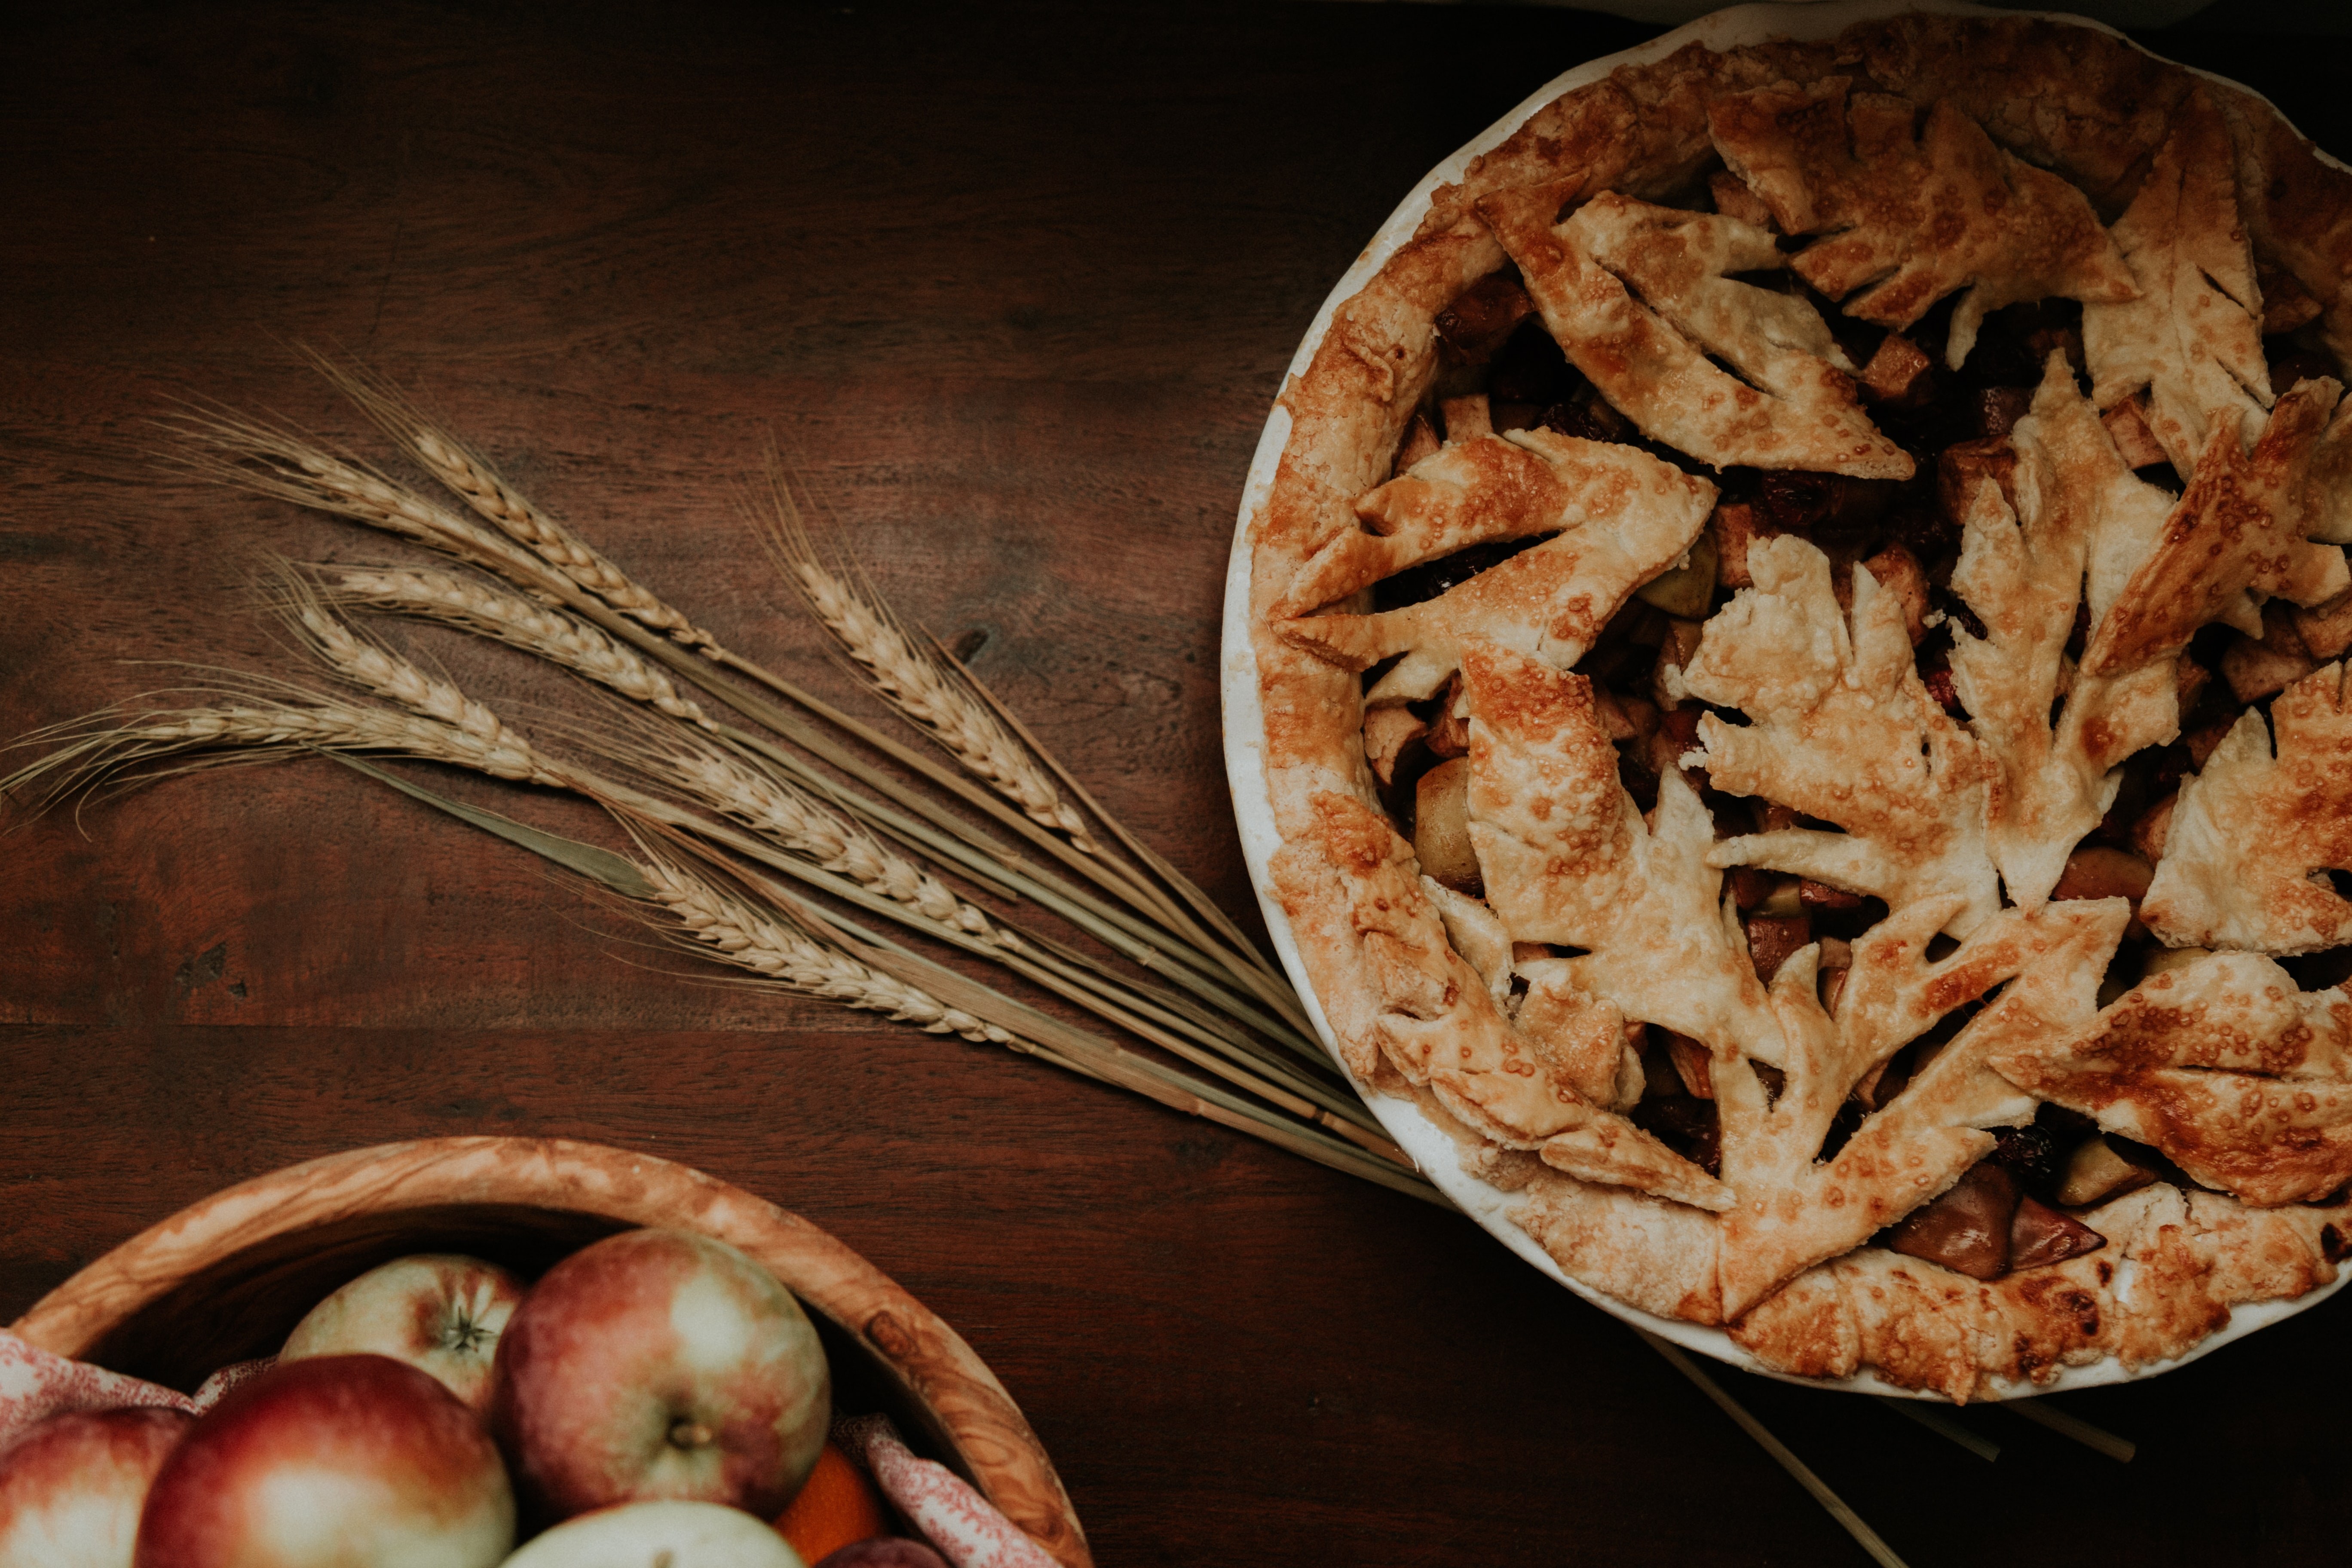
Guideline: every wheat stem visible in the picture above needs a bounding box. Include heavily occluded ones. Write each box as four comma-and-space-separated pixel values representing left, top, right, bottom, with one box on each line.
810, 904, 1439, 1203
943, 638, 1303, 1011
212, 415, 1197, 977
1004, 931, 1368, 1123
156, 386, 1397, 1172
990, 943, 1400, 1153
285, 591, 1017, 962
713, 720, 1309, 1036
265, 609, 1017, 969
185, 404, 1292, 1041
619, 819, 1407, 1166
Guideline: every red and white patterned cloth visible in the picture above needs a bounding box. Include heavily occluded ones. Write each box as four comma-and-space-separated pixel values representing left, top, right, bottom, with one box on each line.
834, 1413, 1058, 1568
0, 1332, 269, 1451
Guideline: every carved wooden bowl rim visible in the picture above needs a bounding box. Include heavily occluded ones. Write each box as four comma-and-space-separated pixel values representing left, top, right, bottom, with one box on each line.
7, 1135, 1090, 1568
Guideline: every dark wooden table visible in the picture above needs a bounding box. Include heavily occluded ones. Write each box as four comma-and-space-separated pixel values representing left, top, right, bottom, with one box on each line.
6, 5, 2348, 1564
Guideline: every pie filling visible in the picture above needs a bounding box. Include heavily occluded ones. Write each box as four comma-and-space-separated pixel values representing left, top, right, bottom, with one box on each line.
1250, 17, 2352, 1396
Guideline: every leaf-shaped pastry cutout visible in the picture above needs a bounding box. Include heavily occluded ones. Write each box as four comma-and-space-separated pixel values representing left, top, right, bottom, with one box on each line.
1515, 958, 1644, 1110
2141, 662, 2352, 954
1949, 356, 2181, 906
1680, 535, 2000, 935
2084, 377, 2352, 675
1302, 790, 1591, 1141
1717, 896, 2128, 1317
1540, 1110, 1732, 1214
1301, 791, 1726, 1212
1476, 187, 1911, 478
1991, 953, 2352, 1205
1272, 431, 1710, 618
1420, 876, 1513, 1010
1277, 429, 1714, 702
1460, 637, 1788, 1068
2303, 401, 2352, 547
2082, 88, 2274, 478
1709, 80, 2138, 370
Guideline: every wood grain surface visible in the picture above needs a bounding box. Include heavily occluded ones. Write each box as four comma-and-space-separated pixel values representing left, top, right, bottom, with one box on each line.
3, 5, 2347, 1565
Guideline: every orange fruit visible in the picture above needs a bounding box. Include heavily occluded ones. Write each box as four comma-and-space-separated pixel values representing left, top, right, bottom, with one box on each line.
776, 1440, 890, 1563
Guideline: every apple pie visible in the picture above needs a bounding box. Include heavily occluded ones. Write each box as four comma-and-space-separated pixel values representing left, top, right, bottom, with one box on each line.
1240, 12, 2352, 1400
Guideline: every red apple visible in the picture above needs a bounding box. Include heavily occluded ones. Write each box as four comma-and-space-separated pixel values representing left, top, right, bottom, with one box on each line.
0, 1407, 190, 1568
490, 1228, 830, 1522
133, 1354, 514, 1568
279, 1253, 525, 1412
500, 1499, 807, 1566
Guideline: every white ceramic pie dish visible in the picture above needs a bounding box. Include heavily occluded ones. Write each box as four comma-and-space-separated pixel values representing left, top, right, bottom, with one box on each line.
1220, 0, 2352, 1399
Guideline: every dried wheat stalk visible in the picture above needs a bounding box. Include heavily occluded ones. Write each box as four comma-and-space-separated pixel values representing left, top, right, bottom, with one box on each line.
200, 398, 1153, 943
310, 563, 715, 729
173, 410, 566, 596
639, 729, 1019, 949
3, 692, 567, 805
312, 356, 720, 651
283, 591, 1030, 964
634, 851, 1018, 1044
285, 598, 528, 749
760, 477, 1102, 855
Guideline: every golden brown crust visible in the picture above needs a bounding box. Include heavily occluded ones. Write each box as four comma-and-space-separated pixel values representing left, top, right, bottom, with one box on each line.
1952, 358, 2181, 907
1479, 188, 1912, 477
2081, 86, 2272, 478
1717, 899, 2126, 1319
1709, 80, 2137, 370
1844, 17, 2191, 214
1463, 642, 1781, 1071
2142, 661, 2352, 954
1687, 535, 2000, 934
1730, 1185, 2348, 1402
1513, 1167, 1727, 1325
1991, 953, 2352, 1206
1275, 433, 1713, 703
2086, 379, 2351, 674
1243, 14, 2352, 1395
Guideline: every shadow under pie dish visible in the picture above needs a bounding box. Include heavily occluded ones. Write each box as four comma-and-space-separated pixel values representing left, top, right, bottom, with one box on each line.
1223, 0, 2352, 1402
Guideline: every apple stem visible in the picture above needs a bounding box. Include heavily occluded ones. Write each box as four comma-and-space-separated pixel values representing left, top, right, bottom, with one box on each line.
667, 1419, 716, 1450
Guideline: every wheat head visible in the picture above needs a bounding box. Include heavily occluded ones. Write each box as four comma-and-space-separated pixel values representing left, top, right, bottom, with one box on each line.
759, 477, 1102, 854
172, 411, 566, 596
313, 564, 715, 729
638, 731, 1017, 947
635, 854, 1016, 1043
2, 691, 567, 809
309, 356, 720, 651
283, 595, 528, 746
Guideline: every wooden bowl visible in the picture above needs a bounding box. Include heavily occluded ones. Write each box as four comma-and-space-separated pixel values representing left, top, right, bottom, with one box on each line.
6, 1136, 1090, 1568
